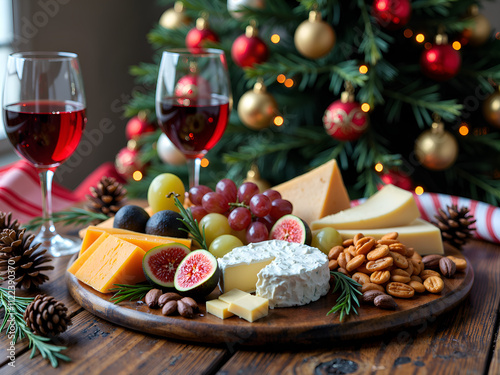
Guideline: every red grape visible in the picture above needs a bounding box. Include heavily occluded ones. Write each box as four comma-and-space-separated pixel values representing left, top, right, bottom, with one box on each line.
190, 205, 208, 222
262, 189, 281, 202
246, 221, 269, 243
237, 182, 260, 205
216, 178, 238, 203
270, 198, 293, 219
256, 215, 275, 231
202, 192, 229, 214
249, 193, 271, 217
189, 185, 212, 206
228, 207, 252, 231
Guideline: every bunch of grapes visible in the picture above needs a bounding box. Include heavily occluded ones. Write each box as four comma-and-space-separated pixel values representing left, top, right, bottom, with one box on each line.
188, 179, 293, 244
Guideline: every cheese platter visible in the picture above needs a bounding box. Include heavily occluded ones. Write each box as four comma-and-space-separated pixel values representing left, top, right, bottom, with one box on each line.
65, 160, 475, 346
66, 244, 473, 346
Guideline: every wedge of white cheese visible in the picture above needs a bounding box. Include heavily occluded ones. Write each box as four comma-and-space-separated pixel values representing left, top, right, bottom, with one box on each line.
311, 184, 420, 230
218, 240, 330, 309
335, 218, 444, 255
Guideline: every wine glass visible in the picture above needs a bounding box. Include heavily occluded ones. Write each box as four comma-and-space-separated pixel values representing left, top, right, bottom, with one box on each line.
155, 49, 230, 187
2, 51, 87, 257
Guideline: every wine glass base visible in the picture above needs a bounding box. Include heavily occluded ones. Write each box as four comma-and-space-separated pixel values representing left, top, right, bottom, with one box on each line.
34, 232, 82, 258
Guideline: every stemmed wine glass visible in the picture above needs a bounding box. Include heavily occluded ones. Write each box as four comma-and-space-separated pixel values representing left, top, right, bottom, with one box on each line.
2, 51, 87, 257
155, 49, 230, 187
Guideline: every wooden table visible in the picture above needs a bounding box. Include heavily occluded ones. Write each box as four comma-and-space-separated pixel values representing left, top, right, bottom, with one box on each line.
1, 238, 499, 375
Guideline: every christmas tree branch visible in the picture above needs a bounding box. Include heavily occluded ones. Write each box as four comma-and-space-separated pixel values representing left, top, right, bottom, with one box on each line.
129, 62, 159, 86
357, 0, 392, 65
384, 84, 463, 126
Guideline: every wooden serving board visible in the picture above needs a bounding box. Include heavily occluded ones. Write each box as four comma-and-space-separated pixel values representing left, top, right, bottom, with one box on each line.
66, 246, 473, 346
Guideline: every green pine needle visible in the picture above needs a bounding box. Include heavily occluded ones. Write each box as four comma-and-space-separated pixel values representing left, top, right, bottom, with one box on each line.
24, 208, 108, 232
327, 272, 362, 322
0, 284, 70, 368
109, 282, 154, 304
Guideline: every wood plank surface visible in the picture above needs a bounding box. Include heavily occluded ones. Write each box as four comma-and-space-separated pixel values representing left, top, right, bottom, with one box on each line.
216, 240, 500, 375
0, 307, 229, 375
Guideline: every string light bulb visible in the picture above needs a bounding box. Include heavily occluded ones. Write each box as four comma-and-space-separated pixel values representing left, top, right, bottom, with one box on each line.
415, 186, 424, 195
374, 162, 384, 172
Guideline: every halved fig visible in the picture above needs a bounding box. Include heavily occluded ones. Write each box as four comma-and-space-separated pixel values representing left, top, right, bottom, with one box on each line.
174, 250, 219, 298
269, 214, 312, 245
143, 243, 191, 289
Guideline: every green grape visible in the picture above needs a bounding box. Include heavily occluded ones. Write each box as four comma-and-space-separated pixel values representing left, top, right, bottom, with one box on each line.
312, 227, 343, 255
199, 213, 232, 246
147, 173, 185, 214
209, 234, 244, 258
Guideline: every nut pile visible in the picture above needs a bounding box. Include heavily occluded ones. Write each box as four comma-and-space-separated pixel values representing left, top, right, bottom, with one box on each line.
144, 289, 199, 318
328, 232, 467, 310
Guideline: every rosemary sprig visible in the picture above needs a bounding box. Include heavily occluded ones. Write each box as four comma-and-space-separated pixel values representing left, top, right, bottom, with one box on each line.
109, 282, 154, 304
24, 208, 108, 231
168, 193, 208, 250
326, 271, 362, 322
0, 284, 70, 368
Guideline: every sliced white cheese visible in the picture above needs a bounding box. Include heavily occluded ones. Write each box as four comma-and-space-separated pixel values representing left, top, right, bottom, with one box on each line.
206, 299, 234, 319
334, 218, 444, 255
311, 184, 420, 230
228, 294, 269, 323
218, 289, 250, 304
218, 240, 330, 309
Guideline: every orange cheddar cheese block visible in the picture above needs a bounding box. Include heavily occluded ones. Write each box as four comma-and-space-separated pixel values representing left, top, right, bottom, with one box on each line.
113, 234, 189, 252
74, 235, 146, 293
67, 232, 110, 275
79, 226, 191, 255
272, 159, 351, 226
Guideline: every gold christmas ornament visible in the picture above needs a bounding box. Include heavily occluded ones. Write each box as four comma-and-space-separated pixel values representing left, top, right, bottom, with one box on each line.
237, 79, 278, 130
294, 10, 336, 59
462, 5, 491, 46
482, 87, 500, 129
244, 164, 270, 192
159, 1, 191, 30
415, 117, 459, 171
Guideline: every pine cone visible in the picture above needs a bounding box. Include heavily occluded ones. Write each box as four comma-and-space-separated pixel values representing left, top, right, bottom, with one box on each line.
85, 176, 127, 217
0, 229, 54, 289
24, 294, 71, 337
0, 212, 20, 232
432, 204, 476, 249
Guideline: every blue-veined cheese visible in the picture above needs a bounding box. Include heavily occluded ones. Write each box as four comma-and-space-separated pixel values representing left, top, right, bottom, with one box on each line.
218, 240, 330, 309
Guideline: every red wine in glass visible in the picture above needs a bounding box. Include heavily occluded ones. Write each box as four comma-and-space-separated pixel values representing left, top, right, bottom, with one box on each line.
157, 95, 229, 159
4, 100, 86, 168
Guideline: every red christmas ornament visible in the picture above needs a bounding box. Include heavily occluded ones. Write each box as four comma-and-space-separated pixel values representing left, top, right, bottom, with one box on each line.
378, 169, 413, 190
125, 112, 156, 140
174, 74, 211, 98
231, 24, 269, 68
420, 34, 461, 81
372, 0, 411, 30
185, 17, 219, 53
322, 83, 369, 142
115, 140, 147, 179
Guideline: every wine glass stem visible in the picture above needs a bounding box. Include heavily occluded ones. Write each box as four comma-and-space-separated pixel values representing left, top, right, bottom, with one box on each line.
38, 168, 57, 239
187, 157, 201, 188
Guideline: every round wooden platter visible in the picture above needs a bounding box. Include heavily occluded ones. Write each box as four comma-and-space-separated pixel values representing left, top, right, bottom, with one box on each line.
66, 247, 474, 346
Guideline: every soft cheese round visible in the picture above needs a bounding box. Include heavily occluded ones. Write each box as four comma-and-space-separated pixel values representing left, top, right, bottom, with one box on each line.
218, 240, 330, 308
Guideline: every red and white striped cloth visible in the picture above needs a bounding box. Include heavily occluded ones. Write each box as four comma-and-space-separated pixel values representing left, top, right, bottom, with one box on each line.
353, 192, 500, 244
0, 160, 123, 224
